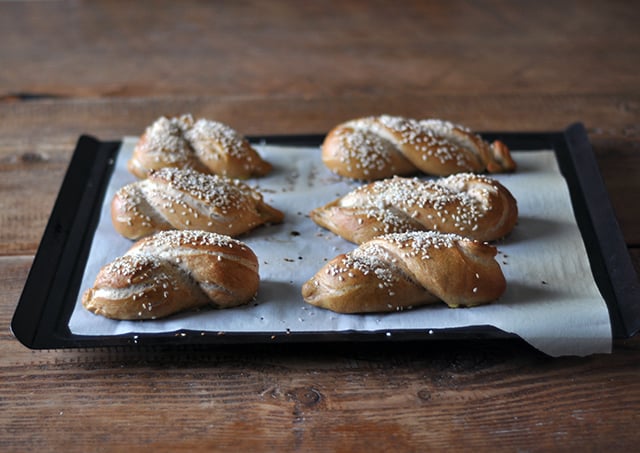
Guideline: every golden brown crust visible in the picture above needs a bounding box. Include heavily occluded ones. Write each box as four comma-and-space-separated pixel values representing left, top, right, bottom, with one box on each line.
111, 167, 284, 240
310, 173, 518, 243
184, 117, 272, 178
321, 123, 417, 180
128, 114, 272, 179
321, 115, 516, 179
82, 230, 259, 320
302, 231, 506, 313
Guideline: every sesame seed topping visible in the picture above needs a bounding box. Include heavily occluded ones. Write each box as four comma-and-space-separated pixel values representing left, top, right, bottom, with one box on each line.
131, 114, 269, 178
326, 115, 502, 178
148, 167, 259, 209
333, 173, 500, 237
323, 231, 467, 297
152, 230, 246, 249
114, 165, 283, 237
185, 118, 250, 160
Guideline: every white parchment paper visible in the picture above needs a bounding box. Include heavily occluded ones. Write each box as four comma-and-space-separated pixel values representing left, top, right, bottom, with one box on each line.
68, 138, 613, 356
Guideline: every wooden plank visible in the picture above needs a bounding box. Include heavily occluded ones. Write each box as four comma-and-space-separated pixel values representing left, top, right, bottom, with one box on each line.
1, 0, 639, 99
2, 348, 640, 451
1, 93, 638, 139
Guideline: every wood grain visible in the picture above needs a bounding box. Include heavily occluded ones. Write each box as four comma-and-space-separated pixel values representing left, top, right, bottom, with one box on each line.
1, 0, 638, 99
1, 0, 639, 451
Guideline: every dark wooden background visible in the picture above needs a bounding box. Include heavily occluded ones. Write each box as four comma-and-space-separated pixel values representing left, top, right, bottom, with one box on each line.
1, 1, 639, 451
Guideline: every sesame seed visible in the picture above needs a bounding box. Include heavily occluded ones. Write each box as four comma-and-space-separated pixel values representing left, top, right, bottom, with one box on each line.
324, 172, 505, 240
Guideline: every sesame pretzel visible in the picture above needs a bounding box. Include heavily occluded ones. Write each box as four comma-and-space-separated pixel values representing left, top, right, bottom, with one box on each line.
128, 114, 272, 179
310, 173, 518, 244
321, 115, 516, 179
111, 167, 284, 240
302, 231, 506, 313
82, 230, 259, 320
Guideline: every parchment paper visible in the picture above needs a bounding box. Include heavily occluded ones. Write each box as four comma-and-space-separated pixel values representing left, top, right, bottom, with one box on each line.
69, 138, 613, 356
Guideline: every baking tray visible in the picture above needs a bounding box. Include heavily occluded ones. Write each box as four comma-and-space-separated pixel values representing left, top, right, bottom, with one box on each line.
11, 123, 640, 349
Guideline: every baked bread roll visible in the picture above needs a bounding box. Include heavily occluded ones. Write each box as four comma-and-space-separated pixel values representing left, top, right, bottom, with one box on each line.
310, 173, 517, 243
302, 231, 506, 313
321, 115, 516, 179
128, 114, 272, 179
111, 167, 284, 240
82, 230, 259, 320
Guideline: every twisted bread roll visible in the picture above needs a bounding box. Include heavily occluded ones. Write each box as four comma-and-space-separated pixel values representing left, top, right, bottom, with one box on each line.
302, 231, 506, 313
310, 173, 517, 243
322, 115, 516, 179
82, 230, 259, 320
128, 114, 272, 179
111, 167, 284, 240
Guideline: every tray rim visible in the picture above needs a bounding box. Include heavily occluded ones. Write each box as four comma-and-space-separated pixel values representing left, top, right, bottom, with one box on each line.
11, 124, 640, 350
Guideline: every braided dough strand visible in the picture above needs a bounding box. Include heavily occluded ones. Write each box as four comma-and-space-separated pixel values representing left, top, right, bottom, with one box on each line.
302, 231, 506, 313
321, 115, 516, 179
82, 230, 259, 320
111, 167, 284, 240
128, 114, 272, 179
310, 173, 517, 244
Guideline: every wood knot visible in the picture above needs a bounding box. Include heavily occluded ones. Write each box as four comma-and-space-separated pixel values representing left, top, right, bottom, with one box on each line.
286, 386, 322, 407
21, 152, 49, 163
417, 389, 432, 401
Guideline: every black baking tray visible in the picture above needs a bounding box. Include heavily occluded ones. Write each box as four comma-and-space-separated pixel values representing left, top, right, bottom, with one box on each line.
11, 123, 640, 349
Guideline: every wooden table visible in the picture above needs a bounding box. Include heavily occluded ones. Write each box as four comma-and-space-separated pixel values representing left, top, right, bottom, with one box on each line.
2, 1, 639, 450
